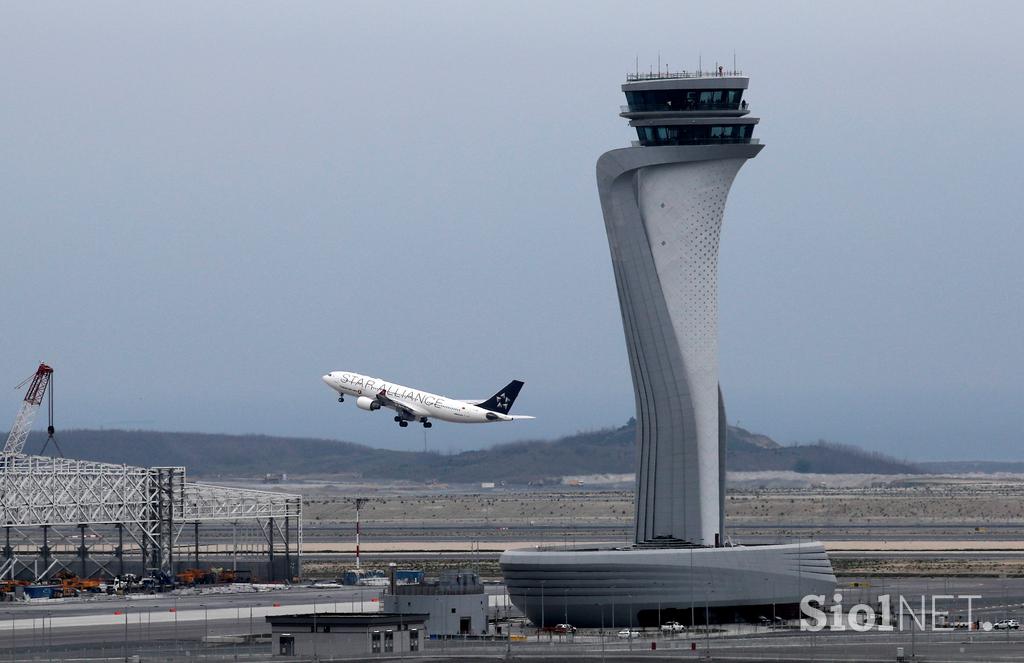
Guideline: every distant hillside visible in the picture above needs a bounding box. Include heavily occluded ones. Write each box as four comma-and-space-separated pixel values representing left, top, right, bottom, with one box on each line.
918, 461, 1024, 474
725, 426, 919, 474
19, 421, 919, 482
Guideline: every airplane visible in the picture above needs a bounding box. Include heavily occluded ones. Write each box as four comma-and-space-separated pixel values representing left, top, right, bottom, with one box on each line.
321, 371, 534, 428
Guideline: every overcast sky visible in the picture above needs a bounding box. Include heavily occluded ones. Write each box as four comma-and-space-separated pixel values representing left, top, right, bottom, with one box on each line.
1, 1, 1021, 460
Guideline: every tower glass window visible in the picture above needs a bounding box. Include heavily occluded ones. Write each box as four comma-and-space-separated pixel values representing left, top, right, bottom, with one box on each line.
624, 89, 744, 112
636, 124, 751, 146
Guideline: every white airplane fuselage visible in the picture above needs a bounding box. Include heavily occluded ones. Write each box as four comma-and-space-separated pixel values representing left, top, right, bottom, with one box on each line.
322, 371, 531, 425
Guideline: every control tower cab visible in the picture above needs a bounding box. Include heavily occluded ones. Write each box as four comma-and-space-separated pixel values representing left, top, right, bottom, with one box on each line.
621, 72, 757, 146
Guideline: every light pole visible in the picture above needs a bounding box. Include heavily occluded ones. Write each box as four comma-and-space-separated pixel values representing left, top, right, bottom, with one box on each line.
233, 600, 240, 660
627, 594, 632, 652
540, 580, 546, 634
611, 586, 616, 633
122, 605, 129, 663
200, 603, 209, 653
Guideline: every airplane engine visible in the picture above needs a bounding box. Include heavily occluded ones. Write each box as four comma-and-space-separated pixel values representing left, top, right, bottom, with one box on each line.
356, 396, 381, 412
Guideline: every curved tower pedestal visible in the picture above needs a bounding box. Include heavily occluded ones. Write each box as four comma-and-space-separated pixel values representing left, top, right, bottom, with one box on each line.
501, 542, 836, 628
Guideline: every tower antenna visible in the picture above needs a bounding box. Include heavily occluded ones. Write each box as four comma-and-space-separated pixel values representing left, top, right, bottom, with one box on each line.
733, 49, 736, 73
635, 53, 639, 77
698, 52, 702, 75
657, 51, 661, 76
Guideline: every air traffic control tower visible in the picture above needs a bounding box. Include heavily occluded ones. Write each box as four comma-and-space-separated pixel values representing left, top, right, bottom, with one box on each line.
600, 72, 760, 548
501, 70, 836, 628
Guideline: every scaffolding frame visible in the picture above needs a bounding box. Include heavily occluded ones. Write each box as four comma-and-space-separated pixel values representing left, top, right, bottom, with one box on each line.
1, 454, 301, 582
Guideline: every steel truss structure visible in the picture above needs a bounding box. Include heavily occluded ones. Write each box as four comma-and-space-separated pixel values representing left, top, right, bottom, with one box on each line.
0, 453, 301, 582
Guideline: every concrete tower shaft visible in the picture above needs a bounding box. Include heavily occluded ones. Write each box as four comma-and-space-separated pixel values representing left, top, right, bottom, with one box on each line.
598, 74, 762, 547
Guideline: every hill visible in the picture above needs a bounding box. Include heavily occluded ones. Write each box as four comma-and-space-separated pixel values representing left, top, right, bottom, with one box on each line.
917, 461, 1024, 474
19, 421, 919, 483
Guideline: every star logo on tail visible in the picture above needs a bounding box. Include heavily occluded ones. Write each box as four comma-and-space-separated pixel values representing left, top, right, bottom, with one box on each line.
496, 393, 510, 410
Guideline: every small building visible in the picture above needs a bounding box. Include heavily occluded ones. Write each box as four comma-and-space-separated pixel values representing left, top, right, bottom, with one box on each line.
383, 570, 488, 636
265, 613, 428, 658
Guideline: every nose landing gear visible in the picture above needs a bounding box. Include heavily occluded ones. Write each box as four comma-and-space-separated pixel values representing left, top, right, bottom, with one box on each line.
337, 396, 345, 403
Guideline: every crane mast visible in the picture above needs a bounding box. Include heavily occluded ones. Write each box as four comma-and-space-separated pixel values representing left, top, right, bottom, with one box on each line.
3, 363, 53, 456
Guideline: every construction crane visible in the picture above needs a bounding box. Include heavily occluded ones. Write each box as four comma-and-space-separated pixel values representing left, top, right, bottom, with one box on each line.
3, 363, 54, 456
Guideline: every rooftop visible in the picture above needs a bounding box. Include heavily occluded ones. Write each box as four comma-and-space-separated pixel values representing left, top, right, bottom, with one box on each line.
626, 69, 745, 82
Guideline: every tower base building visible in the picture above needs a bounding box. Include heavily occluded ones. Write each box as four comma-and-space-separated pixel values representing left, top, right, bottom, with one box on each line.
500, 70, 836, 627
502, 542, 834, 627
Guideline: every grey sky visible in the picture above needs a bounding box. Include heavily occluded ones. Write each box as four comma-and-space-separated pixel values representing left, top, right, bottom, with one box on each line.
0, 1, 1020, 460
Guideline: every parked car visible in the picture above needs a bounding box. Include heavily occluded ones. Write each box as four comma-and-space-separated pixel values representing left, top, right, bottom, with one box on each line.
660, 621, 686, 633
616, 629, 640, 639
553, 623, 577, 634
993, 619, 1020, 630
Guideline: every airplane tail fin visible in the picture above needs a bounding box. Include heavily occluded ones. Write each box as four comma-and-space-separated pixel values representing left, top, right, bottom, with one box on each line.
476, 380, 524, 413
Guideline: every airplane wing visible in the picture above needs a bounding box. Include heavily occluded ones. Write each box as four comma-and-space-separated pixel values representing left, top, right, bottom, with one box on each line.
375, 388, 429, 419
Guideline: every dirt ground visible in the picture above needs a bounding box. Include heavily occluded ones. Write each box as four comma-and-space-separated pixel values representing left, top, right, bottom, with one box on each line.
249, 473, 1024, 577
290, 473, 1024, 530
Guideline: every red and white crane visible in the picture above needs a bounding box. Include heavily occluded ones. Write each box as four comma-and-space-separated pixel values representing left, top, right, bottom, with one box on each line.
3, 363, 53, 456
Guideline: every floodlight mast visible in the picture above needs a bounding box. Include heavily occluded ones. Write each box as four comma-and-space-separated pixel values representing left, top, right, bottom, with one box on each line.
3, 363, 53, 456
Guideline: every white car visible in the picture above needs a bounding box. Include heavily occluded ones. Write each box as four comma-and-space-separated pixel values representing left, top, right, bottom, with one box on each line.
660, 621, 685, 633
616, 629, 641, 639
993, 619, 1020, 630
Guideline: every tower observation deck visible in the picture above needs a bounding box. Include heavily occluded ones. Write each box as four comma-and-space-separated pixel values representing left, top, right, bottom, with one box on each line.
621, 70, 757, 146
598, 70, 763, 547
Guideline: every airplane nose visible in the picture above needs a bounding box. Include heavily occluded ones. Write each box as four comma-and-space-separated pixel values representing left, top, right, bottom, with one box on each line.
322, 374, 333, 385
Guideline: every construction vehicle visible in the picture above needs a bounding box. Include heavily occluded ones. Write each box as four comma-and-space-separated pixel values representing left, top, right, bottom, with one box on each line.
59, 576, 102, 596
109, 573, 141, 595
0, 580, 30, 596
176, 568, 213, 585
140, 571, 176, 593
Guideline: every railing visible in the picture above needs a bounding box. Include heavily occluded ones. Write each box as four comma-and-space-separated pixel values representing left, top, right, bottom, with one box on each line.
626, 69, 744, 82
394, 584, 485, 596
639, 137, 756, 146
621, 103, 748, 113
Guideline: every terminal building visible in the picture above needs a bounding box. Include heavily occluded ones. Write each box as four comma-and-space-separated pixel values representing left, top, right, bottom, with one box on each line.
500, 69, 836, 627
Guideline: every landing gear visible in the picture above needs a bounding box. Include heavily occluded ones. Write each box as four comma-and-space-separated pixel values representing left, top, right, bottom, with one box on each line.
421, 419, 432, 429
394, 416, 402, 422
337, 396, 345, 403
398, 420, 408, 428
